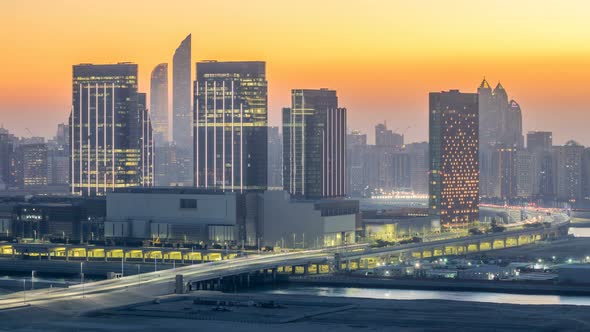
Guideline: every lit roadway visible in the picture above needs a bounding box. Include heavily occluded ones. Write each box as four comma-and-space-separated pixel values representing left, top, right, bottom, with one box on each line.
0, 249, 334, 311
0, 206, 570, 311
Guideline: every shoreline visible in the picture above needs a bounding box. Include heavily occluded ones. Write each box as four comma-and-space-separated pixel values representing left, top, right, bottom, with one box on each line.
286, 275, 590, 296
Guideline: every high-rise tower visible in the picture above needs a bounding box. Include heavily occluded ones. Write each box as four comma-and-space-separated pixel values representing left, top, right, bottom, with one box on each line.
172, 34, 193, 185
70, 63, 153, 196
150, 63, 168, 145
173, 34, 192, 148
283, 88, 347, 199
429, 90, 479, 227
194, 61, 268, 192
505, 100, 524, 148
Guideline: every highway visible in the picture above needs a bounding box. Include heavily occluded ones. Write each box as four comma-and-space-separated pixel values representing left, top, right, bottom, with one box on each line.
0, 249, 333, 310
0, 207, 570, 311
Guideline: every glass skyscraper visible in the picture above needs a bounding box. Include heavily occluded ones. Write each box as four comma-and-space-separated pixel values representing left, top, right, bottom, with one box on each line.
173, 34, 192, 149
429, 90, 479, 227
150, 63, 168, 146
283, 89, 347, 199
22, 142, 48, 187
70, 63, 153, 196
193, 61, 268, 192
172, 34, 193, 185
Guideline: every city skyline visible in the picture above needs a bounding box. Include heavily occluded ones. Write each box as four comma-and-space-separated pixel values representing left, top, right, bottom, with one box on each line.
2, 1, 590, 145
3, 3, 590, 330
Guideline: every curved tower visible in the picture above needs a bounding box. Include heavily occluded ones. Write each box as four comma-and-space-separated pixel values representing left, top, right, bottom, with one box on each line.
150, 63, 168, 145
507, 100, 524, 148
172, 34, 192, 185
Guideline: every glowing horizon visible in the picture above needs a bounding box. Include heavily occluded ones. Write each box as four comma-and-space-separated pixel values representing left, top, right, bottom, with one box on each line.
1, 0, 590, 145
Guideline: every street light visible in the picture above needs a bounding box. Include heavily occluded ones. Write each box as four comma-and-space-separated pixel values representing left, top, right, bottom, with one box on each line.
137, 265, 141, 287
80, 262, 85, 299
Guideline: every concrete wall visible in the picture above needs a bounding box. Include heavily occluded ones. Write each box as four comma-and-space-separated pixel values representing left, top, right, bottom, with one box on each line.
260, 191, 356, 248
107, 192, 237, 225
106, 191, 240, 242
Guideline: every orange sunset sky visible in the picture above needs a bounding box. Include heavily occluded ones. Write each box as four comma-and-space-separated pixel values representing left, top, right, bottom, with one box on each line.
1, 0, 589, 145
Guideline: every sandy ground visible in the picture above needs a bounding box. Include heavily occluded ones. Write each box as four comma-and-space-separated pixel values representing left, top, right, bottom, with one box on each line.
1, 291, 590, 331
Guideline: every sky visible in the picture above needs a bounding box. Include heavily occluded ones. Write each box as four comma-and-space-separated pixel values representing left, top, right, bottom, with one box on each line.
1, 0, 590, 145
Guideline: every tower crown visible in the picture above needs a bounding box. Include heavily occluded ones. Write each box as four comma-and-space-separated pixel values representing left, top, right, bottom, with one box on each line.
479, 77, 491, 89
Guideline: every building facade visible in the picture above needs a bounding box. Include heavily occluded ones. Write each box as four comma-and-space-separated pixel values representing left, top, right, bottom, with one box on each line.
515, 150, 534, 198
150, 63, 169, 146
491, 146, 517, 199
478, 79, 524, 199
429, 90, 479, 227
194, 61, 268, 192
268, 126, 283, 190
346, 130, 367, 195
0, 129, 16, 190
260, 190, 357, 248
69, 63, 153, 196
406, 142, 429, 194
527, 131, 553, 151
21, 142, 48, 187
553, 141, 584, 202
172, 34, 192, 150
172, 34, 193, 185
283, 89, 347, 199
106, 187, 250, 243
375, 123, 403, 148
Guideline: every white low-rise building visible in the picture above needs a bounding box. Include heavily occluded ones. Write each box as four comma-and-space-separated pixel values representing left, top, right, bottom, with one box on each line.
259, 191, 358, 248
106, 187, 253, 243
105, 188, 359, 247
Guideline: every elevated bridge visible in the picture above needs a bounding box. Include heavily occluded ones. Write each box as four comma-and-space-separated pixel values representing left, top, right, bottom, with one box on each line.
0, 219, 571, 311
0, 243, 238, 263
336, 219, 570, 270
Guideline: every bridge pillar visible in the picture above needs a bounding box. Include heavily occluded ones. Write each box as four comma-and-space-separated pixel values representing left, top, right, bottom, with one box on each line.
303, 265, 309, 275
65, 248, 69, 261
47, 249, 51, 260
272, 267, 278, 280
346, 260, 351, 272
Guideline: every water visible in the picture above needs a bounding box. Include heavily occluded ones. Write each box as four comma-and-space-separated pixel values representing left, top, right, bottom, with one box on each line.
0, 272, 103, 294
261, 285, 590, 306
569, 227, 590, 237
